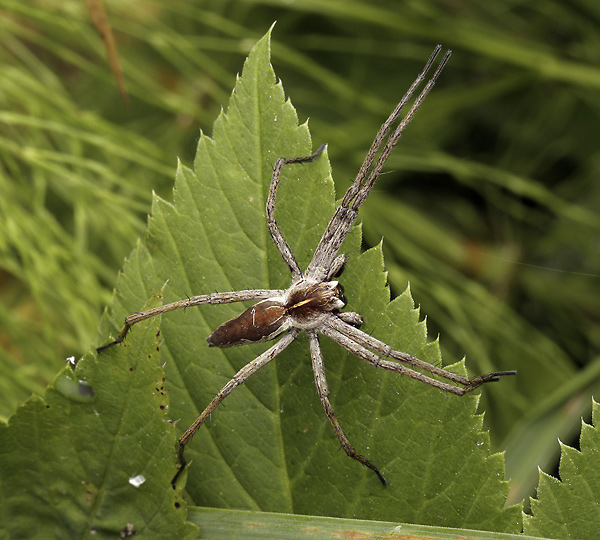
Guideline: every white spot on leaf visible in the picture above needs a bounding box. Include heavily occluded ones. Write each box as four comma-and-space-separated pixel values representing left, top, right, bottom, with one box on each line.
128, 474, 146, 487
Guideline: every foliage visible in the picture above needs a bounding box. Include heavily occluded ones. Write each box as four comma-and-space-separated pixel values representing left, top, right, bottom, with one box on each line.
98, 30, 520, 529
0, 290, 197, 539
525, 399, 600, 539
187, 507, 550, 540
0, 30, 524, 537
0, 0, 599, 532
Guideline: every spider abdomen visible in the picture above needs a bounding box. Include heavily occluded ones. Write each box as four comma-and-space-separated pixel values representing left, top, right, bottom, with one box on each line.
207, 299, 288, 347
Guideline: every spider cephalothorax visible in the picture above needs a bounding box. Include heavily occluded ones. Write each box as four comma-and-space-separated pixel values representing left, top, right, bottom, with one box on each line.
98, 46, 516, 486
284, 279, 347, 328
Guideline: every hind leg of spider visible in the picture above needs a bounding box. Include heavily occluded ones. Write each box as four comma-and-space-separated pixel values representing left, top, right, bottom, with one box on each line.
327, 316, 516, 392
307, 330, 387, 485
171, 329, 299, 486
322, 321, 516, 396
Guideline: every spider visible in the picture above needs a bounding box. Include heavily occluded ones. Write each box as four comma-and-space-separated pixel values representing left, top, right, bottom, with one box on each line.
98, 45, 516, 486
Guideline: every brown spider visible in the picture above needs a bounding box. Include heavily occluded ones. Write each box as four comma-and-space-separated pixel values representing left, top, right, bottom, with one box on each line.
98, 46, 516, 486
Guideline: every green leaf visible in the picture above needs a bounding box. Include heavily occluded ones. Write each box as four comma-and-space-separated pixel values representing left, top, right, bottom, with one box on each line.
188, 507, 552, 540
1, 29, 520, 536
99, 29, 519, 530
524, 398, 600, 539
0, 287, 197, 539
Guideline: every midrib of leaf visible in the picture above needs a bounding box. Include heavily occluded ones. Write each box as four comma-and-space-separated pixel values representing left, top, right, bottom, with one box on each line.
253, 47, 295, 511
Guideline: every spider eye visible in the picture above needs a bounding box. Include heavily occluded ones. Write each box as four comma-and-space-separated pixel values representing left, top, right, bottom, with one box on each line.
333, 283, 346, 305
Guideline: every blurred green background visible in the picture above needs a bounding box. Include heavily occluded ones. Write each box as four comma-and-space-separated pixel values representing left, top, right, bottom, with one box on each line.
0, 0, 599, 509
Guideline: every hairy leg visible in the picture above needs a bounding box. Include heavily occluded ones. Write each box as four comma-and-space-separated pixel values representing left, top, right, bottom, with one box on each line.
306, 47, 451, 281
172, 328, 300, 485
323, 318, 515, 395
267, 144, 327, 281
97, 288, 283, 351
307, 330, 387, 485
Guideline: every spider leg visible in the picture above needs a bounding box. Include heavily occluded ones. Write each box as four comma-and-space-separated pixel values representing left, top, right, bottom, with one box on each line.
306, 47, 451, 282
336, 311, 364, 327
97, 289, 283, 352
172, 328, 299, 486
267, 144, 327, 281
307, 330, 388, 485
323, 317, 516, 395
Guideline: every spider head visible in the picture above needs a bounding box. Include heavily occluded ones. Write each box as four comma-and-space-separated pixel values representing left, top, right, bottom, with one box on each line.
285, 279, 346, 329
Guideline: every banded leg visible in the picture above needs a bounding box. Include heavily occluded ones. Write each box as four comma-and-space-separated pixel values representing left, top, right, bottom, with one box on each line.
97, 289, 283, 352
307, 330, 388, 485
267, 144, 327, 281
172, 328, 299, 485
306, 47, 451, 281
